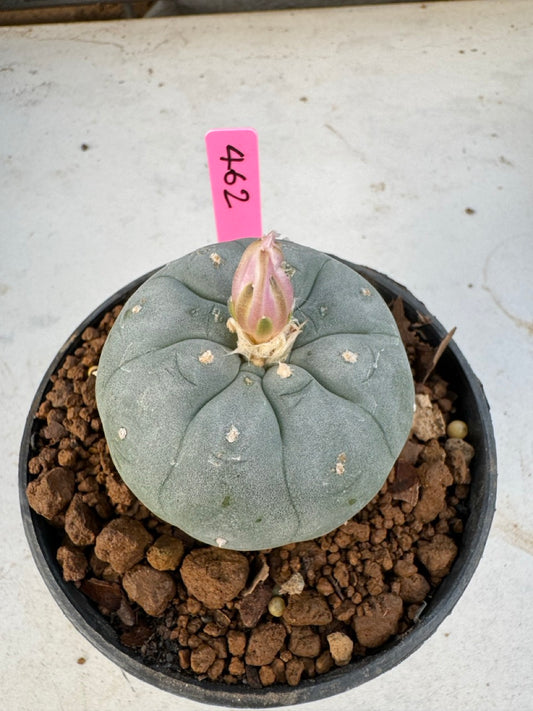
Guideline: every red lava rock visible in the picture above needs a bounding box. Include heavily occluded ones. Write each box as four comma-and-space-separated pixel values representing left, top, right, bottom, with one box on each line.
28, 446, 56, 475
316, 576, 335, 596
288, 626, 321, 658
57, 448, 77, 468
80, 375, 97, 409
64, 493, 101, 546
245, 622, 286, 666
420, 438, 446, 464
227, 629, 247, 657
95, 517, 152, 574
238, 581, 272, 628
65, 416, 90, 441
80, 578, 123, 610
390, 460, 420, 507
146, 534, 185, 571
417, 534, 458, 580
41, 420, 68, 443
122, 564, 176, 616
333, 599, 356, 622
116, 597, 136, 626
315, 650, 334, 675
104, 471, 136, 510
293, 541, 327, 578
353, 593, 403, 648
394, 557, 418, 577
26, 467, 75, 519
285, 658, 305, 686
259, 665, 276, 686
56, 543, 88, 582
341, 520, 371, 542
283, 592, 333, 626
120, 622, 153, 648
180, 548, 249, 609
46, 378, 74, 408
414, 461, 454, 524
445, 438, 475, 485
207, 658, 225, 680
399, 573, 431, 603
190, 644, 217, 674
399, 439, 424, 465
270, 657, 286, 683
245, 664, 262, 688
203, 621, 225, 637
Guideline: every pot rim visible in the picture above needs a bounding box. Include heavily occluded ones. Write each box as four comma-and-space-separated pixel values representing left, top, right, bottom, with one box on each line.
19, 259, 497, 708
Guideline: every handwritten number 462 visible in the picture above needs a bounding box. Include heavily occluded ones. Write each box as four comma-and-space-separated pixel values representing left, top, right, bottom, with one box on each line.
220, 145, 250, 209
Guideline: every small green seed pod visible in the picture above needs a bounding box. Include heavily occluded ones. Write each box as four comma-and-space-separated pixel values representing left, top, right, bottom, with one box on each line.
268, 596, 286, 617
447, 419, 468, 439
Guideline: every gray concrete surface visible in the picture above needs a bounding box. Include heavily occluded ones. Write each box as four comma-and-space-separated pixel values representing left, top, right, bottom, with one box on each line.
1, 1, 532, 709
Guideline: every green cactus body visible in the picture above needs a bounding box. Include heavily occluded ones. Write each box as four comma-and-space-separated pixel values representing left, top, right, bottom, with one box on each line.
96, 240, 414, 550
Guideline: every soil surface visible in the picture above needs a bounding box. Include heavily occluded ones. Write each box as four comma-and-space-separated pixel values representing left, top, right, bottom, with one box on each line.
26, 297, 474, 688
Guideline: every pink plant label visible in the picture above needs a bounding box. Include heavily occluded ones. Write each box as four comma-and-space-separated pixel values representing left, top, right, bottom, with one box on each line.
205, 128, 262, 242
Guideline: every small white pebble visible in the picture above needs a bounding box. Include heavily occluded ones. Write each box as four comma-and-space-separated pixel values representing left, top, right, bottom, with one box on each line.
276, 362, 293, 379
327, 632, 353, 666
131, 304, 142, 314
210, 252, 222, 267
342, 350, 359, 363
215, 537, 227, 547
199, 350, 214, 364
118, 427, 127, 440
225, 425, 240, 443
279, 572, 305, 595
360, 287, 371, 296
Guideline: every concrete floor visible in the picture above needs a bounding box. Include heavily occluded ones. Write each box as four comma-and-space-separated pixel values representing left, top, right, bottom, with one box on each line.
1, 1, 532, 709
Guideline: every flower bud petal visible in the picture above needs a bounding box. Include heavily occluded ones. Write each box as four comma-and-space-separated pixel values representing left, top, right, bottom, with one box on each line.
230, 232, 294, 344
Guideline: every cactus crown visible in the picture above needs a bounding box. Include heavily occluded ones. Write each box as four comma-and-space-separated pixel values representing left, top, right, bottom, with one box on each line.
227, 232, 302, 367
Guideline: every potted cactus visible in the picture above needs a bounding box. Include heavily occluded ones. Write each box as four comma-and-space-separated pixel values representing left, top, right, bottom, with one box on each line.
95, 233, 415, 551
20, 232, 496, 707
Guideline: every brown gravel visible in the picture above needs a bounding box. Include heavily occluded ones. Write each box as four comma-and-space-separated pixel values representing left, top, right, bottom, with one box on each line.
245, 622, 287, 666
147, 535, 185, 571
289, 626, 321, 658
181, 548, 249, 609
353, 593, 404, 648
283, 592, 333, 626
327, 631, 353, 666
26, 466, 75, 519
123, 565, 177, 617
25, 297, 473, 689
95, 517, 153, 574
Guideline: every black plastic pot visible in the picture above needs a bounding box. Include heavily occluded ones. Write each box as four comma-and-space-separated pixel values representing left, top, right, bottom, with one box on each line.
19, 261, 497, 708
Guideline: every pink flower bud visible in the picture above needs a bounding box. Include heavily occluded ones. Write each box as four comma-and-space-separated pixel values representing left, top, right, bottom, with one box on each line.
230, 232, 294, 344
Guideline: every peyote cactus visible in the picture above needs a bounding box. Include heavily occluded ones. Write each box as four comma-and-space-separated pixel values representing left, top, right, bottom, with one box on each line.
96, 236, 414, 550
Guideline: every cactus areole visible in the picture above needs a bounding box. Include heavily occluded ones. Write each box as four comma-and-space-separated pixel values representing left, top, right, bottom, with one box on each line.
96, 236, 415, 550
